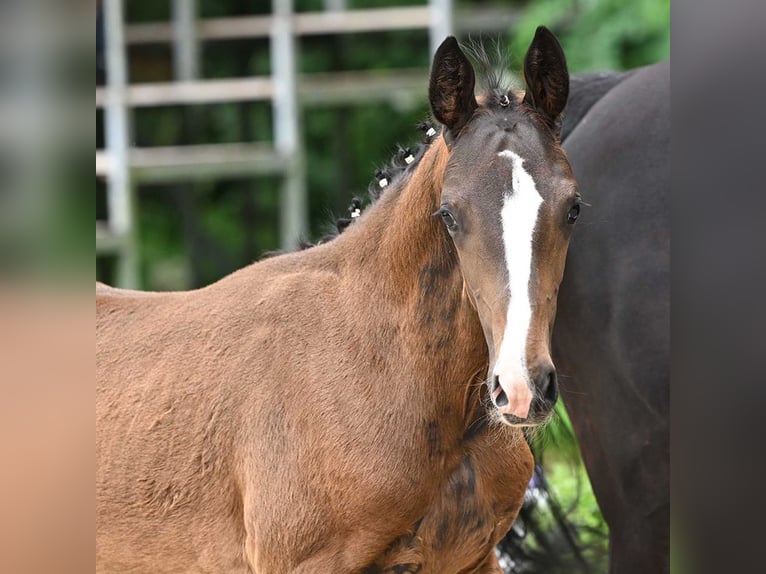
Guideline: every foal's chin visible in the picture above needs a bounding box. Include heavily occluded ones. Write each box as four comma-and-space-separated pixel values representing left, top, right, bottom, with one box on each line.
494, 403, 555, 428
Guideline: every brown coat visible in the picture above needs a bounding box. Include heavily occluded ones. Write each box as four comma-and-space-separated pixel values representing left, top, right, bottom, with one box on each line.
97, 140, 532, 574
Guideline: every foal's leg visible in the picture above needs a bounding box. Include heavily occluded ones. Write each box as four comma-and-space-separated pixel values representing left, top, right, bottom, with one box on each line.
245, 524, 402, 574
286, 538, 396, 574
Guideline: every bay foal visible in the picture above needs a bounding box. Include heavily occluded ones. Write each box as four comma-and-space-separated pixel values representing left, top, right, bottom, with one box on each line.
97, 28, 578, 573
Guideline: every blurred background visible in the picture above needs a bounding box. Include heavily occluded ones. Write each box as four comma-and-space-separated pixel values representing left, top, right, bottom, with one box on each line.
95, 0, 669, 292
94, 0, 668, 571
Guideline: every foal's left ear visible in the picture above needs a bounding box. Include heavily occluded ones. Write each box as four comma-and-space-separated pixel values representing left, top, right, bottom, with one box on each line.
429, 37, 478, 142
522, 26, 569, 138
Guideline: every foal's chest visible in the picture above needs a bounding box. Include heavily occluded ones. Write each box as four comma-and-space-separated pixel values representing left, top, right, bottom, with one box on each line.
368, 430, 533, 573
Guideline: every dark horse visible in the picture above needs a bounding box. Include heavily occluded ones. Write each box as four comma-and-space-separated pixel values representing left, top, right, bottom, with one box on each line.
97, 29, 580, 573
554, 60, 670, 573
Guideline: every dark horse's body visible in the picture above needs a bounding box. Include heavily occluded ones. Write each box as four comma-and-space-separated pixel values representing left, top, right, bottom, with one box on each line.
554, 60, 670, 573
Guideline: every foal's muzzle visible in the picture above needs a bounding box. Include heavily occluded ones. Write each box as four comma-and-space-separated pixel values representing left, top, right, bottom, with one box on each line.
490, 362, 558, 425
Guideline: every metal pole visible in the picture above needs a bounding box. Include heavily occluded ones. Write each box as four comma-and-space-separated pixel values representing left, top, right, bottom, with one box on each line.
271, 0, 307, 250
429, 0, 453, 56
172, 0, 199, 82
103, 0, 138, 288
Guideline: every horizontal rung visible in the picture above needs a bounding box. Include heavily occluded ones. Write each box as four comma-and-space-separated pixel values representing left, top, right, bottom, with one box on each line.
129, 143, 289, 183
96, 69, 428, 109
299, 69, 426, 107
125, 6, 432, 44
96, 144, 289, 181
96, 77, 274, 108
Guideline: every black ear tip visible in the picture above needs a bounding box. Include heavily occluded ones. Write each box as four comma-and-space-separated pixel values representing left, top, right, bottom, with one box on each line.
435, 35, 459, 54
532, 26, 562, 48
527, 26, 566, 68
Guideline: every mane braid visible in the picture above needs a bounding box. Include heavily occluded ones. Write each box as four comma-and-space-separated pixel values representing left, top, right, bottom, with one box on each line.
302, 40, 519, 250
365, 41, 516, 203
298, 122, 443, 250
367, 122, 441, 202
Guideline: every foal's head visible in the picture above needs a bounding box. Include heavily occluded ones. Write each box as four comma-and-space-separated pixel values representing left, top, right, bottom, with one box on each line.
429, 28, 579, 426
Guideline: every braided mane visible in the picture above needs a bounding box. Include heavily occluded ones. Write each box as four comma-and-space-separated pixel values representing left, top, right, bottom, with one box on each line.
304, 41, 517, 248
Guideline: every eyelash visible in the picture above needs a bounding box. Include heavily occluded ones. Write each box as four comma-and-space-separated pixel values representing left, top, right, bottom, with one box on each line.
434, 206, 459, 231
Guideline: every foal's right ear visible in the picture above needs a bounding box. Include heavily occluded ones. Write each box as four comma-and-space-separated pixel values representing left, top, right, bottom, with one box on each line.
522, 26, 569, 137
429, 37, 478, 142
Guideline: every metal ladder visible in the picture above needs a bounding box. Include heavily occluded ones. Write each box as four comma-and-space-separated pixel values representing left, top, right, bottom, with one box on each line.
97, 0, 455, 288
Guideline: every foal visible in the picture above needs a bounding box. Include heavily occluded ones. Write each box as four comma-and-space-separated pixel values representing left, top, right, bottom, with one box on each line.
96, 27, 578, 573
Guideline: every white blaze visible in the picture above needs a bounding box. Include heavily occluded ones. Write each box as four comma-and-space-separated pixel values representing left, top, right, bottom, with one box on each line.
493, 150, 543, 417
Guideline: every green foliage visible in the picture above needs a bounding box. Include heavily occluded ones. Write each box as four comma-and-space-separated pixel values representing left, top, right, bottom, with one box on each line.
510, 0, 670, 72
535, 459, 609, 570
523, 400, 610, 568
529, 401, 580, 463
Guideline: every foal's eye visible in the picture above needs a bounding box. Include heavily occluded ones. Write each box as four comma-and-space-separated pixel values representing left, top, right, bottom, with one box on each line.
438, 207, 459, 232
567, 203, 581, 224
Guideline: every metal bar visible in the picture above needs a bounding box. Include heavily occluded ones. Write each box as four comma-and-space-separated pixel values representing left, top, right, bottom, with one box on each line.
172, 0, 199, 81
429, 0, 453, 56
295, 7, 431, 36
95, 77, 275, 108
128, 143, 288, 182
96, 77, 274, 108
129, 143, 281, 167
271, 0, 306, 251
103, 0, 138, 288
124, 5, 516, 46
458, 7, 522, 34
94, 68, 430, 109
124, 6, 432, 44
298, 69, 426, 108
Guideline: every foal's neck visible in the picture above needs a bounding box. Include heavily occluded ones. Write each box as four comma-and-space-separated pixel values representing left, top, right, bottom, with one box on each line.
341, 139, 489, 428
352, 140, 456, 301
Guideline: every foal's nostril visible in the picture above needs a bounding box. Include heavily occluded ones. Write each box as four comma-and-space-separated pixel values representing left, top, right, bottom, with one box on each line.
494, 388, 509, 407
539, 367, 558, 403
492, 376, 509, 407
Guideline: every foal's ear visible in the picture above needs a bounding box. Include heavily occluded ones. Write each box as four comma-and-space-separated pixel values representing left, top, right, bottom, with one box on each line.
429, 37, 478, 141
522, 26, 569, 137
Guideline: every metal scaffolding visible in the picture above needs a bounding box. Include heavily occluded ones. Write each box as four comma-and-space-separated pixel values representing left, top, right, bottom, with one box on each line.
97, 0, 491, 288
